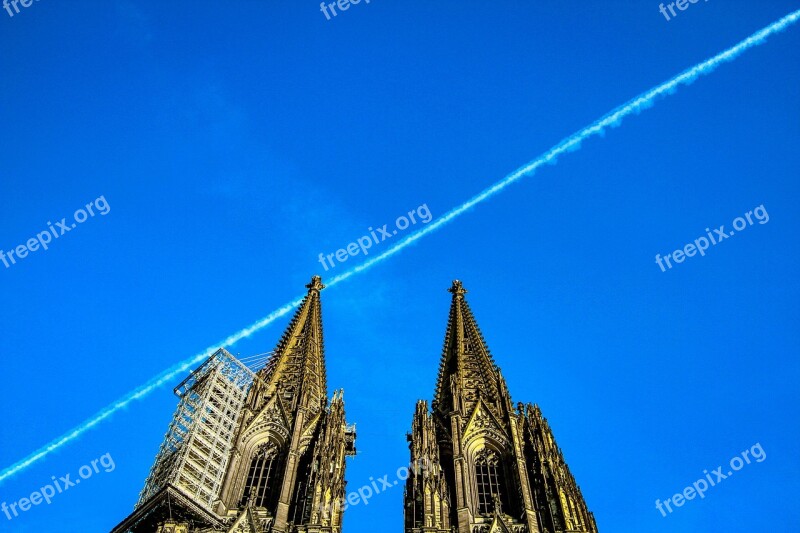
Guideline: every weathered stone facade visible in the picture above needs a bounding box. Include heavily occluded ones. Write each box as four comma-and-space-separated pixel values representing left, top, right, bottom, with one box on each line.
403, 281, 598, 533
113, 277, 598, 533
112, 276, 356, 533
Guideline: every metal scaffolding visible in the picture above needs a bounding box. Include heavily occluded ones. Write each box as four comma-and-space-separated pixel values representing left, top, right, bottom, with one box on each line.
137, 348, 255, 512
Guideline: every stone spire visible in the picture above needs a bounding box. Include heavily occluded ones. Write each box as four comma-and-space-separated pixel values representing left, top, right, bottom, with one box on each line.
433, 280, 505, 419
405, 280, 598, 533
247, 275, 329, 420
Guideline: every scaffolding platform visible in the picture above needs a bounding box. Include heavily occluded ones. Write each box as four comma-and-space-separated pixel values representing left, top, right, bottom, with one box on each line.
137, 348, 256, 513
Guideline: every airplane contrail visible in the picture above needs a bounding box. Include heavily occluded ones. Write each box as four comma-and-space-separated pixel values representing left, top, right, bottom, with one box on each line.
1, 8, 798, 486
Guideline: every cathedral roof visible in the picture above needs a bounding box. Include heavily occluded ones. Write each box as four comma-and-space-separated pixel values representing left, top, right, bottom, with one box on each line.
432, 280, 505, 417
254, 275, 329, 415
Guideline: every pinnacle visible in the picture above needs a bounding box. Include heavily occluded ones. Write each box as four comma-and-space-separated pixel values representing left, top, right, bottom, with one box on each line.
448, 279, 468, 297
306, 275, 326, 292
249, 276, 329, 414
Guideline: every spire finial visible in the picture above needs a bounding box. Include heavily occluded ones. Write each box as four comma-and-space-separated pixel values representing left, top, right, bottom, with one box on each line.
448, 279, 467, 298
306, 275, 326, 292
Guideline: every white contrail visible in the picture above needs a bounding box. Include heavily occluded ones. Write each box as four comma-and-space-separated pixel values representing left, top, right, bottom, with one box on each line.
0, 299, 304, 485
1, 8, 798, 486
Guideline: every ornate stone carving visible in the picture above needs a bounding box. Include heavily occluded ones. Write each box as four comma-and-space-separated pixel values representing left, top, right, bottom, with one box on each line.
405, 281, 599, 533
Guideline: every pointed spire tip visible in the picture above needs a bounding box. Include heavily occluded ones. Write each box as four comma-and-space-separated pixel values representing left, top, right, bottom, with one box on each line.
448, 279, 467, 297
306, 275, 326, 292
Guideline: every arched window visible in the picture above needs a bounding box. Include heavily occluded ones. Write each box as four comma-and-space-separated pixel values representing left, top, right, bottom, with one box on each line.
290, 452, 314, 524
475, 449, 508, 515
242, 444, 283, 510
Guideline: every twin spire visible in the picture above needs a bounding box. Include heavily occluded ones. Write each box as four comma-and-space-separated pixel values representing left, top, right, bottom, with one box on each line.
252, 276, 500, 419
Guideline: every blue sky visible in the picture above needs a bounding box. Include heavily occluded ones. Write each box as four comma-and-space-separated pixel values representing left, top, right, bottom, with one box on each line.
1, 1, 799, 531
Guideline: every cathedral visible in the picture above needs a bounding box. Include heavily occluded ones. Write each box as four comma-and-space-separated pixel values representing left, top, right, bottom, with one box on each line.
111, 277, 597, 533
111, 276, 357, 533
403, 281, 597, 533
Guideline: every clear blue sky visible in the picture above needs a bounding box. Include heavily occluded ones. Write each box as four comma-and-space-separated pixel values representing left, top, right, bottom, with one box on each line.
1, 1, 798, 531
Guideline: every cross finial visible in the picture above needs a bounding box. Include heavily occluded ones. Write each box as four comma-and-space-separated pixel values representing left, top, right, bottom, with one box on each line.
448, 279, 468, 298
306, 275, 326, 292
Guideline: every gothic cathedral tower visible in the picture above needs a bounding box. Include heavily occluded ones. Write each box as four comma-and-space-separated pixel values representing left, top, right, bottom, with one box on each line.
112, 276, 356, 533
403, 281, 598, 533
